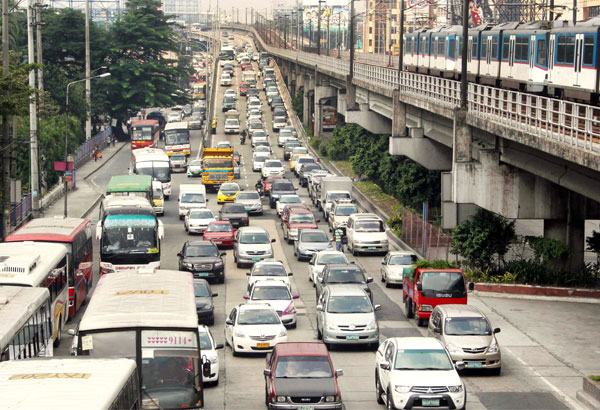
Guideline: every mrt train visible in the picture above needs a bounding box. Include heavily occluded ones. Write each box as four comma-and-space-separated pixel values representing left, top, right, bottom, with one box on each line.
403, 17, 600, 102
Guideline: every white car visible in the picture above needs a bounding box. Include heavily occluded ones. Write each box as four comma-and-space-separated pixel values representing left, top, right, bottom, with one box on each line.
277, 130, 296, 147
224, 89, 236, 98
233, 226, 276, 268
185, 208, 217, 234
272, 117, 288, 132
198, 325, 224, 385
266, 86, 279, 100
246, 259, 292, 292
216, 141, 232, 149
224, 119, 240, 134
375, 337, 467, 410
261, 160, 284, 178
346, 213, 389, 256
247, 114, 262, 123
245, 279, 299, 328
247, 98, 262, 110
253, 145, 271, 155
224, 303, 288, 355
308, 250, 349, 285
167, 111, 181, 122
251, 134, 268, 148
380, 251, 418, 287
220, 73, 232, 86
276, 195, 303, 217
234, 190, 263, 215
252, 152, 270, 172
246, 108, 262, 118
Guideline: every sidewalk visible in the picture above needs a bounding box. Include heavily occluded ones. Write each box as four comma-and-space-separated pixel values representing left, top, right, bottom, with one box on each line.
42, 141, 128, 219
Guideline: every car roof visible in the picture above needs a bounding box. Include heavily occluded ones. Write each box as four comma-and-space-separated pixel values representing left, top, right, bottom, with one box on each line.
238, 303, 277, 311
252, 279, 289, 288
387, 250, 417, 256
274, 342, 329, 357
253, 260, 284, 267
434, 304, 485, 318
238, 226, 268, 233
300, 229, 326, 235
350, 213, 381, 220
389, 337, 445, 350
186, 240, 216, 247
327, 284, 370, 297
193, 278, 211, 286
288, 207, 312, 215
208, 221, 231, 225
326, 263, 363, 271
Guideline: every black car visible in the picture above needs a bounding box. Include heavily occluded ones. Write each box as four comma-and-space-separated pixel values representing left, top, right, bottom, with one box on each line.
178, 240, 226, 283
222, 97, 236, 112
219, 203, 249, 229
246, 88, 260, 99
269, 179, 296, 208
193, 279, 218, 325
283, 141, 302, 161
298, 163, 322, 187
270, 97, 284, 110
272, 107, 288, 119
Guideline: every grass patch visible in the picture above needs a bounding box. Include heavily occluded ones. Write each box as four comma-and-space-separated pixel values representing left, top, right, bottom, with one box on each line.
590, 375, 600, 382
331, 160, 358, 179
355, 180, 402, 218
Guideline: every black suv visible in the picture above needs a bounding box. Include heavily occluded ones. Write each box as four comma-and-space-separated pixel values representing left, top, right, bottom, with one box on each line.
178, 240, 226, 283
269, 179, 297, 208
219, 203, 249, 229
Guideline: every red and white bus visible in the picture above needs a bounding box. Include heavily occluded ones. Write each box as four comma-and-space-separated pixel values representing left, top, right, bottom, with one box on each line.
5, 217, 94, 320
130, 119, 160, 150
322, 106, 338, 131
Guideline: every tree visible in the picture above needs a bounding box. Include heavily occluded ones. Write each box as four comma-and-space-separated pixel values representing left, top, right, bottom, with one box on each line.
450, 208, 515, 270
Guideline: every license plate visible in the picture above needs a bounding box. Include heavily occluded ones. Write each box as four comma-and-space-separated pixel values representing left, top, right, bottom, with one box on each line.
368, 246, 377, 250
213, 241, 222, 244
346, 335, 359, 340
299, 407, 314, 410
252, 257, 261, 261
256, 342, 270, 348
197, 273, 209, 277
466, 362, 483, 368
422, 399, 440, 406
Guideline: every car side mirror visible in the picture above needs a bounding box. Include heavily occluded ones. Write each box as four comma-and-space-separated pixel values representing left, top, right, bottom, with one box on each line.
225, 319, 233, 325
379, 361, 390, 371
416, 283, 423, 291
468, 282, 475, 291
243, 294, 249, 299
246, 272, 251, 276
292, 294, 300, 299
263, 369, 271, 376
381, 260, 385, 265
316, 304, 323, 311
215, 344, 224, 350
212, 293, 219, 297
68, 329, 76, 336
433, 327, 441, 334
220, 252, 226, 257
177, 252, 183, 257
455, 361, 466, 371
271, 238, 276, 243
374, 304, 382, 311
493, 328, 501, 334
367, 277, 373, 283
335, 369, 344, 377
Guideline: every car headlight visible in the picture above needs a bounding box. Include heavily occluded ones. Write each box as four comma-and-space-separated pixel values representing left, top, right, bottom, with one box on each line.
208, 355, 218, 364
381, 239, 389, 244
234, 330, 245, 338
275, 396, 287, 403
448, 385, 464, 393
488, 342, 499, 353
394, 385, 411, 393
184, 262, 194, 268
366, 320, 378, 330
214, 261, 224, 267
325, 395, 339, 402
446, 343, 462, 353
289, 229, 298, 236
327, 322, 337, 331
278, 329, 287, 338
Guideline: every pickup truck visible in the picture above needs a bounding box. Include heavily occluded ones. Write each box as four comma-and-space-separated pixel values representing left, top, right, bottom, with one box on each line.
403, 267, 474, 327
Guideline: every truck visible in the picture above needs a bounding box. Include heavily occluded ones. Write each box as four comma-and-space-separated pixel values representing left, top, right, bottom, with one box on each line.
402, 266, 474, 327
178, 184, 208, 219
319, 176, 353, 219
224, 110, 240, 134
201, 148, 235, 191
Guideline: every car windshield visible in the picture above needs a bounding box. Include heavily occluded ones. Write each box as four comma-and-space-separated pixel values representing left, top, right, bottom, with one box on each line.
225, 120, 239, 126
220, 183, 239, 193
285, 143, 301, 151
240, 232, 270, 244
327, 268, 365, 284
318, 254, 348, 265
394, 349, 453, 371
198, 332, 213, 350
301, 232, 328, 242
265, 161, 282, 168
222, 204, 246, 214
290, 214, 314, 223
206, 224, 232, 232
421, 271, 466, 293
255, 146, 270, 153
280, 131, 293, 137
389, 255, 418, 265
181, 193, 205, 203
249, 122, 262, 129
190, 160, 202, 167
251, 286, 291, 300
189, 210, 213, 219
238, 309, 280, 325
273, 183, 294, 191
275, 356, 333, 378
355, 220, 385, 232
292, 148, 308, 154
444, 317, 491, 336
171, 155, 186, 162
237, 192, 260, 200
252, 264, 287, 276
193, 282, 210, 297
327, 295, 372, 313
185, 245, 219, 257
223, 97, 235, 103
335, 206, 358, 216
280, 196, 301, 204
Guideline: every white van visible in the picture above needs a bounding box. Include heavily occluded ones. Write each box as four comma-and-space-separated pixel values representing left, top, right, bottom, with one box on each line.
346, 213, 389, 255
178, 184, 208, 219
220, 73, 232, 86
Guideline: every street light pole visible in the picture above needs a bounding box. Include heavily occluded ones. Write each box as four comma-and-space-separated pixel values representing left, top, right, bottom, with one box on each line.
460, 0, 468, 108
397, 0, 404, 84
317, 0, 324, 55
64, 72, 111, 217
349, 0, 355, 79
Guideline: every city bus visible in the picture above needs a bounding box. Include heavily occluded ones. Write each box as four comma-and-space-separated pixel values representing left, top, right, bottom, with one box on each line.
164, 121, 191, 157
72, 268, 204, 409
192, 83, 206, 100
0, 242, 69, 348
0, 287, 53, 361
4, 217, 93, 320
322, 105, 338, 131
106, 175, 152, 203
0, 357, 140, 409
130, 119, 160, 150
96, 196, 164, 275
131, 148, 172, 199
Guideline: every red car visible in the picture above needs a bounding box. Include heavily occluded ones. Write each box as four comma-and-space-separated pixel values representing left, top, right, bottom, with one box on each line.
259, 175, 284, 196
281, 207, 319, 244
241, 63, 252, 71
203, 221, 234, 248
264, 342, 343, 410
239, 81, 250, 96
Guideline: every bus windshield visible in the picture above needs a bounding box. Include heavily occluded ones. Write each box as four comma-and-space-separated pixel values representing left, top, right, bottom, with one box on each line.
165, 129, 190, 145
102, 214, 158, 253
132, 126, 154, 141
136, 161, 171, 183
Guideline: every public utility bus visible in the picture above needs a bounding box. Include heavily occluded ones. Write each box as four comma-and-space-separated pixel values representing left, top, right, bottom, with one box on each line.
106, 175, 152, 203
131, 148, 172, 199
130, 119, 160, 150
0, 287, 53, 361
321, 105, 338, 131
0, 242, 69, 348
164, 122, 191, 157
96, 196, 164, 275
72, 268, 204, 409
5, 217, 93, 320
0, 357, 140, 409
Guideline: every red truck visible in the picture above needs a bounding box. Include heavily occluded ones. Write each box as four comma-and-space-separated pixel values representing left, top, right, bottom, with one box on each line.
402, 267, 474, 327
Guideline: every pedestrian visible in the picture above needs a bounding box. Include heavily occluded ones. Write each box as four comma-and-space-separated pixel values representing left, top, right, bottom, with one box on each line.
334, 227, 344, 252
93, 144, 100, 162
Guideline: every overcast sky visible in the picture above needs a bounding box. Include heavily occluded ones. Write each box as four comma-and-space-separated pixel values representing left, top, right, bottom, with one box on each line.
198, 0, 356, 17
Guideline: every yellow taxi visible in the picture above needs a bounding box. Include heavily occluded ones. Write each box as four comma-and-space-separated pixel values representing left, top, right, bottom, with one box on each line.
217, 182, 240, 204
289, 147, 309, 170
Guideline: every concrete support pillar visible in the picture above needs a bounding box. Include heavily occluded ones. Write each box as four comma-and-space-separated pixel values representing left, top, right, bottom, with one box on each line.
453, 108, 472, 163
303, 88, 311, 128
314, 83, 337, 137
345, 75, 356, 111
391, 90, 407, 138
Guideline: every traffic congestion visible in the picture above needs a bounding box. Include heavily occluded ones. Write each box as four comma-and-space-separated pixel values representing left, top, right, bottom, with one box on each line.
0, 31, 583, 410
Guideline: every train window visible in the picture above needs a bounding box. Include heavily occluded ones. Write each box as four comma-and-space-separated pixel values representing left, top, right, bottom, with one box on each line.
472, 37, 478, 58
515, 37, 529, 61
584, 36, 595, 65
421, 36, 427, 55
536, 39, 547, 66
491, 37, 499, 59
481, 38, 488, 59
502, 37, 510, 60
556, 35, 575, 64
449, 39, 456, 59
441, 38, 446, 56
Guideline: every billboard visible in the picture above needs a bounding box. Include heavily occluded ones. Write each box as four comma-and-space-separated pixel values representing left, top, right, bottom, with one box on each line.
449, 0, 492, 26
303, 6, 349, 32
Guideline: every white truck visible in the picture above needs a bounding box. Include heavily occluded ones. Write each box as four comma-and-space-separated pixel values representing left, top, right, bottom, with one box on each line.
319, 176, 353, 219
224, 110, 240, 134
178, 184, 208, 220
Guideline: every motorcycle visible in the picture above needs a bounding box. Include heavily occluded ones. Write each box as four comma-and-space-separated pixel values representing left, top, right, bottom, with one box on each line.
240, 131, 246, 145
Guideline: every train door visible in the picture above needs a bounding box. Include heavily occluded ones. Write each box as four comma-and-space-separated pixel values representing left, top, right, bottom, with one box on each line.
574, 33, 584, 87
508, 35, 516, 77
548, 34, 555, 83
528, 35, 536, 82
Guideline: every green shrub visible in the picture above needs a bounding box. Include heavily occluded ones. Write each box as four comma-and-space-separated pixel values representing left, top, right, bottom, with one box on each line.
386, 214, 402, 237
526, 236, 570, 263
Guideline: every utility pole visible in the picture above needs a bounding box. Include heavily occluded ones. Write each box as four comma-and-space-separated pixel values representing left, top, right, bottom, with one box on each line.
573, 0, 577, 25
460, 0, 468, 108
327, 13, 330, 56
85, 0, 91, 140
317, 0, 324, 55
2, 0, 10, 238
35, 0, 43, 92
28, 0, 40, 217
349, 0, 355, 79
397, 0, 404, 83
